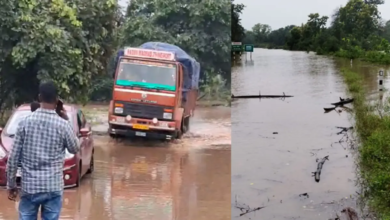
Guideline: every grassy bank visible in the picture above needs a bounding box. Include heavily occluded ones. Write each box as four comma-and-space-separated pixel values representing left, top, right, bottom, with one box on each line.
342, 69, 390, 218
335, 50, 390, 65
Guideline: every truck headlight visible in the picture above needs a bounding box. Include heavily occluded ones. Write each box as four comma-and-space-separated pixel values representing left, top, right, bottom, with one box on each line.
163, 112, 172, 119
114, 107, 123, 114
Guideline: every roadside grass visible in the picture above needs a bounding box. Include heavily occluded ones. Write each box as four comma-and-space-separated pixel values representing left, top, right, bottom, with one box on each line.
341, 69, 390, 219
334, 50, 390, 65
199, 73, 231, 107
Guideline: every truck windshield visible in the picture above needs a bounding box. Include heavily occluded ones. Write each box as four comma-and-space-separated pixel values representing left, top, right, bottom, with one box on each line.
116, 59, 177, 91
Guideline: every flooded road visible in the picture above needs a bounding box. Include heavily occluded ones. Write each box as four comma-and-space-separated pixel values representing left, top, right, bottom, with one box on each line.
232, 49, 389, 219
0, 106, 231, 220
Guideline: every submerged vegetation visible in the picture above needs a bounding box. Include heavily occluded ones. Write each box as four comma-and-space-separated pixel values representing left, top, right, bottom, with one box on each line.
244, 0, 390, 64
342, 69, 390, 218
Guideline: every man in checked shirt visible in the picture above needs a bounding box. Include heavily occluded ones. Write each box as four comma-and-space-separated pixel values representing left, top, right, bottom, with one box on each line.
6, 81, 80, 220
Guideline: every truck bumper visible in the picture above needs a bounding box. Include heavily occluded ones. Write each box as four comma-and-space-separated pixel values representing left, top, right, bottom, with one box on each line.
109, 121, 176, 140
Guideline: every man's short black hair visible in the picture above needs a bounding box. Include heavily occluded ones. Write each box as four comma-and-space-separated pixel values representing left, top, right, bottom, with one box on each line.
39, 81, 58, 104
30, 101, 40, 112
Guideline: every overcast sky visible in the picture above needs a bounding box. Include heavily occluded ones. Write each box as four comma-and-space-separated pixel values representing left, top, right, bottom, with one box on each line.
235, 0, 390, 30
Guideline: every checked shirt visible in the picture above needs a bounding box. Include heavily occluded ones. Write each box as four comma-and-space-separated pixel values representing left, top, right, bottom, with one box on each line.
6, 108, 80, 194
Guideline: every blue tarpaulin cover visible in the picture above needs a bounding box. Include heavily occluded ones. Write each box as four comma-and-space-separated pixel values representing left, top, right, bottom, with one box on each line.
114, 42, 200, 91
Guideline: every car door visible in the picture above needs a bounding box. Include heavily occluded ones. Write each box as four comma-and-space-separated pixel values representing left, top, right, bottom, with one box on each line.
77, 110, 92, 174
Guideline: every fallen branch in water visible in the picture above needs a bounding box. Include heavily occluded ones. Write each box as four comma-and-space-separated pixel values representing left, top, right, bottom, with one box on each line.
336, 126, 353, 135
231, 91, 293, 99
341, 207, 359, 220
312, 156, 329, 182
234, 195, 265, 217
299, 192, 309, 198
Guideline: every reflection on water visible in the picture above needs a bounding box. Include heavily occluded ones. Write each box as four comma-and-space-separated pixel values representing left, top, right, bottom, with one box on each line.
0, 108, 231, 220
231, 49, 389, 219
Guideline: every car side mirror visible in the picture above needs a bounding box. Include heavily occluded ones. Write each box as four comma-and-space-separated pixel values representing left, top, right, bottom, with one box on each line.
79, 128, 90, 137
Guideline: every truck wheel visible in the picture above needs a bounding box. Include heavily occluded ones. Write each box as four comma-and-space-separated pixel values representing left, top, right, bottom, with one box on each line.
185, 117, 190, 132
176, 130, 183, 139
175, 120, 184, 139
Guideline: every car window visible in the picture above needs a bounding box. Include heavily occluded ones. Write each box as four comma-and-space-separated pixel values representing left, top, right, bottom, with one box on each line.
5, 110, 73, 136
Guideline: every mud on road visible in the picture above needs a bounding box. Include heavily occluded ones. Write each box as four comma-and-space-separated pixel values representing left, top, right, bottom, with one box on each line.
0, 105, 231, 220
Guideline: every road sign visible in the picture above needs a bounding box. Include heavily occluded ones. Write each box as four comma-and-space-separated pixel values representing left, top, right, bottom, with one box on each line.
244, 44, 254, 52
231, 42, 243, 52
232, 45, 243, 52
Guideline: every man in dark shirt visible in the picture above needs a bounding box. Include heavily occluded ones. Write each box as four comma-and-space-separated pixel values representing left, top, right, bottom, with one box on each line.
6, 81, 80, 219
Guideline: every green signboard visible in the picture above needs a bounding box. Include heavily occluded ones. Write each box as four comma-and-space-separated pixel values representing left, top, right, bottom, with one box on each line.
231, 42, 243, 53
231, 42, 254, 53
231, 45, 243, 52
244, 44, 254, 52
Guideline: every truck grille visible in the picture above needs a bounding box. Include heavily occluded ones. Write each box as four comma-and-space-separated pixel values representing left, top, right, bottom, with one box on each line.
115, 101, 169, 120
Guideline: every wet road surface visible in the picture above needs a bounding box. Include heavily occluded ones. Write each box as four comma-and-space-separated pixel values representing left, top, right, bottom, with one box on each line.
0, 106, 231, 220
231, 49, 372, 219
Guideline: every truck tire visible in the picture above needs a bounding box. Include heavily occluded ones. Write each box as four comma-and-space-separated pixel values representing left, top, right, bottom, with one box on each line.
176, 130, 183, 139
175, 118, 185, 139
184, 117, 190, 132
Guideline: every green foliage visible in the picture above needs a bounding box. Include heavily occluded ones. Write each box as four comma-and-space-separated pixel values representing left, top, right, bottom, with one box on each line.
231, 0, 245, 42
341, 69, 390, 218
88, 76, 113, 102
200, 72, 230, 106
0, 0, 120, 112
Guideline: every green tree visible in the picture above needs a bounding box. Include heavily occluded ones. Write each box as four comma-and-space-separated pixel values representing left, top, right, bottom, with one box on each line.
231, 0, 245, 42
381, 20, 390, 42
0, 0, 120, 113
252, 23, 272, 43
333, 0, 381, 43
242, 30, 256, 45
267, 25, 295, 48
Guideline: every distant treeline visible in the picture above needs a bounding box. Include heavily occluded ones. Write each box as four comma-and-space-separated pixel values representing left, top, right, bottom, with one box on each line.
241, 0, 390, 64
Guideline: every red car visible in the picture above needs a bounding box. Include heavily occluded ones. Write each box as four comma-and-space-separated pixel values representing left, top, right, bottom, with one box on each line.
0, 104, 94, 188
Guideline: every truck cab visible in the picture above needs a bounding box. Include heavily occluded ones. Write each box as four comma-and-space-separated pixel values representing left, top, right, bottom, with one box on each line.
108, 43, 200, 140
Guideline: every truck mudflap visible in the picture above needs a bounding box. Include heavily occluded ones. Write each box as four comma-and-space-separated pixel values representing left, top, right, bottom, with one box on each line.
184, 89, 197, 117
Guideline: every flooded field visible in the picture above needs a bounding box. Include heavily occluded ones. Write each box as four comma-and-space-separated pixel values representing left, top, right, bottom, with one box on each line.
231, 49, 390, 219
0, 106, 231, 220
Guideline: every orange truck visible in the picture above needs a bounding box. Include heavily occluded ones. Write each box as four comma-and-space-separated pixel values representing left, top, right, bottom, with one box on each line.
108, 42, 200, 140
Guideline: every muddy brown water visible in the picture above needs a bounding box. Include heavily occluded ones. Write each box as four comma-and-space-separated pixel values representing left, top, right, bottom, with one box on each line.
232, 49, 390, 219
0, 106, 231, 220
